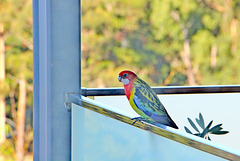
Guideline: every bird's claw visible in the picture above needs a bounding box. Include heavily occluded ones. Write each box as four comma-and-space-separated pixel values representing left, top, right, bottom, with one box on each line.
131, 117, 147, 125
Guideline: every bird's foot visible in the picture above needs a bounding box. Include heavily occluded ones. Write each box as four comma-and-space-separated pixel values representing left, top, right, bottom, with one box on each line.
131, 117, 147, 125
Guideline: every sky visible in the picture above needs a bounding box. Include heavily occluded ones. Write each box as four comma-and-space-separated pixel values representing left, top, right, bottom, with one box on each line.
95, 93, 240, 151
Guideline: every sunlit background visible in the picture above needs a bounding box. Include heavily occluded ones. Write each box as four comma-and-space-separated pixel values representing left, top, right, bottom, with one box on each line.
0, 0, 33, 160
81, 0, 240, 88
1, 0, 240, 160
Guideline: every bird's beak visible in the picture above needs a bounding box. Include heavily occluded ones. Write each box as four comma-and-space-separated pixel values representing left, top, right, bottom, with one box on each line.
118, 75, 122, 82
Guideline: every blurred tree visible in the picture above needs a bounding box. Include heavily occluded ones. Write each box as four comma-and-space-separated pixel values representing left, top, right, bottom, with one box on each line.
81, 0, 184, 87
0, 0, 33, 160
151, 0, 240, 85
81, 0, 240, 87
16, 78, 26, 161
0, 23, 6, 145
0, 22, 6, 161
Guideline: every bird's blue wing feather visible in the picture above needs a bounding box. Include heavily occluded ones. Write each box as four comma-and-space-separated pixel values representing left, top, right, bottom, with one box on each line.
133, 95, 172, 124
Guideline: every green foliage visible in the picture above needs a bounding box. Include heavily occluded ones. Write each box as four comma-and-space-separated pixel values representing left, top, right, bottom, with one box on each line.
1, 0, 33, 159
0, 139, 15, 161
184, 113, 229, 140
82, 0, 240, 87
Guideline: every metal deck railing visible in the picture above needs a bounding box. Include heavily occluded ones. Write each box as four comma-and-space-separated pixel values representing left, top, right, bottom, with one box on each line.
81, 85, 240, 96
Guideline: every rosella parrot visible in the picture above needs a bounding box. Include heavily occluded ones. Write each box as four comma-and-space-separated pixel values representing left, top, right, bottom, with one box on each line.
118, 70, 178, 129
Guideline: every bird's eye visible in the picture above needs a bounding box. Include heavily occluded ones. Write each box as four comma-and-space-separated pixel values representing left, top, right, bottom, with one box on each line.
123, 73, 128, 77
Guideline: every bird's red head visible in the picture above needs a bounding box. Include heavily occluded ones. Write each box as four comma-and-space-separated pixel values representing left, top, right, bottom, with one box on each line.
118, 70, 137, 85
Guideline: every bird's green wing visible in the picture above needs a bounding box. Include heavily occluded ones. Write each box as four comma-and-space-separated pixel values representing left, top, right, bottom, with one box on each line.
133, 78, 178, 129
133, 78, 167, 116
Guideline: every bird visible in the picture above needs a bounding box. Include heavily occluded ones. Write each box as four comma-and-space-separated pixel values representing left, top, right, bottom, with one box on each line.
118, 70, 178, 129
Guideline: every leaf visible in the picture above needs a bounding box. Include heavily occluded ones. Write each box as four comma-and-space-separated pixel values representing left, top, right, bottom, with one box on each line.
200, 120, 213, 138
211, 131, 229, 135
198, 113, 205, 129
184, 126, 192, 134
196, 118, 204, 129
199, 113, 205, 129
188, 118, 199, 132
209, 124, 223, 133
207, 136, 211, 141
194, 133, 201, 136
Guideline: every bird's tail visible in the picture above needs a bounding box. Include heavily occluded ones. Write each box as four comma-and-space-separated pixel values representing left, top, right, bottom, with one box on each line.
167, 119, 178, 129
165, 113, 178, 129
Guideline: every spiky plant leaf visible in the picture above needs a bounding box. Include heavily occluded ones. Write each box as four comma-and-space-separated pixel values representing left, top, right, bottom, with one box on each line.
200, 120, 213, 138
184, 126, 192, 134
188, 118, 200, 133
184, 113, 229, 140
208, 124, 223, 133
196, 113, 205, 129
194, 133, 201, 136
199, 113, 205, 128
211, 131, 229, 135
207, 136, 211, 141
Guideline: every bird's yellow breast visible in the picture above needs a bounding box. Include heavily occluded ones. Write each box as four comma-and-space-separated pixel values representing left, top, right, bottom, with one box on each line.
129, 87, 149, 119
